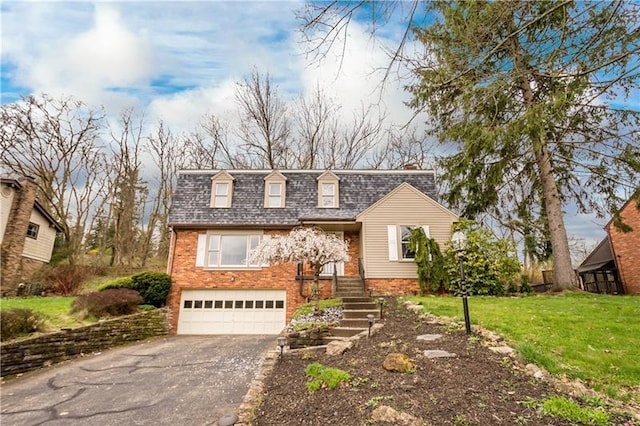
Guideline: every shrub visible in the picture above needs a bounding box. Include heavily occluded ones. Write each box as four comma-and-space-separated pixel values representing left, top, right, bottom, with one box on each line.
0, 309, 46, 341
72, 289, 142, 318
40, 264, 93, 295
130, 272, 171, 307
304, 362, 351, 392
98, 276, 134, 291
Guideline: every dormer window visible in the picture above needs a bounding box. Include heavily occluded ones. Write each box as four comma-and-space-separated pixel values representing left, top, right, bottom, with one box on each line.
321, 183, 336, 207
267, 183, 283, 207
264, 170, 287, 208
213, 183, 230, 207
210, 171, 234, 208
317, 171, 340, 208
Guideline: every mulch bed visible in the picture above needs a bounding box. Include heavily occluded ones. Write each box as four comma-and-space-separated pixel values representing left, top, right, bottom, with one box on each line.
253, 298, 627, 425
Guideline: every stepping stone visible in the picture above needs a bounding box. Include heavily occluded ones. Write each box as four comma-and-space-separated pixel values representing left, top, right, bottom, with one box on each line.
416, 334, 442, 341
424, 349, 457, 359
489, 346, 514, 355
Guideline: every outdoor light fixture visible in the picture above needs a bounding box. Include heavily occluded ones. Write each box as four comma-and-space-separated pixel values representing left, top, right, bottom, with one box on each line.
277, 336, 286, 358
366, 314, 375, 337
451, 231, 472, 335
377, 297, 385, 320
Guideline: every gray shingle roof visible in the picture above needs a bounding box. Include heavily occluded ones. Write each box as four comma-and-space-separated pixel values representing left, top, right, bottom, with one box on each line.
168, 170, 438, 227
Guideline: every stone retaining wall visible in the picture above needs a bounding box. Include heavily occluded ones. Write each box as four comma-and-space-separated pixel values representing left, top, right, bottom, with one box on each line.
0, 308, 170, 377
286, 327, 331, 349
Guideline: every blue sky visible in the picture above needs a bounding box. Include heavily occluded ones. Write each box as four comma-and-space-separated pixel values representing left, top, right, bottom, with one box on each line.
0, 1, 624, 253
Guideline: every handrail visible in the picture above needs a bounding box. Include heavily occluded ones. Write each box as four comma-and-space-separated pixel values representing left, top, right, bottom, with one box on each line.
332, 262, 338, 297
358, 258, 365, 281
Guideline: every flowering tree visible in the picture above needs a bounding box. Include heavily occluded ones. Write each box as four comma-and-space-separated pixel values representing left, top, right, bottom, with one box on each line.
250, 227, 350, 313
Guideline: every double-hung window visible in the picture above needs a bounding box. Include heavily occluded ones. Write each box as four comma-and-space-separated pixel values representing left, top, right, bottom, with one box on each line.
321, 183, 336, 207
400, 225, 416, 260
267, 182, 283, 208
26, 222, 39, 239
204, 234, 261, 267
213, 183, 230, 208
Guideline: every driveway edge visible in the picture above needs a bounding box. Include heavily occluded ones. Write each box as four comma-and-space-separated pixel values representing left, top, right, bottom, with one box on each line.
236, 346, 279, 425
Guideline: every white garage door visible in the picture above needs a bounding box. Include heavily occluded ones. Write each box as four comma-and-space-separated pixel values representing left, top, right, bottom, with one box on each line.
177, 289, 286, 335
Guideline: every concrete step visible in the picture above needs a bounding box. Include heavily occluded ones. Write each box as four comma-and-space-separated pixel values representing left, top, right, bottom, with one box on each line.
336, 276, 363, 282
340, 296, 371, 303
340, 318, 375, 328
330, 327, 367, 338
342, 309, 380, 320
335, 291, 368, 298
343, 302, 377, 310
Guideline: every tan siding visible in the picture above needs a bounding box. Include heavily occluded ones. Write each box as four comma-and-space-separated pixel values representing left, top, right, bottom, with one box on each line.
359, 185, 457, 279
22, 210, 57, 262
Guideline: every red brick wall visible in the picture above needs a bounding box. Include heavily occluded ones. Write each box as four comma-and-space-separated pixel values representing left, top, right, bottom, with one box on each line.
344, 231, 360, 276
167, 229, 333, 333
608, 199, 640, 294
365, 278, 419, 296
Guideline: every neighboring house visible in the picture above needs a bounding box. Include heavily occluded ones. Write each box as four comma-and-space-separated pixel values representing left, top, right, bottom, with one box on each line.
1, 176, 63, 296
167, 169, 458, 335
577, 194, 640, 295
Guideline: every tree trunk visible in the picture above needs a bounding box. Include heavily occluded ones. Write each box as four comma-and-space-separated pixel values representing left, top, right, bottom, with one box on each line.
533, 143, 577, 290
310, 275, 320, 315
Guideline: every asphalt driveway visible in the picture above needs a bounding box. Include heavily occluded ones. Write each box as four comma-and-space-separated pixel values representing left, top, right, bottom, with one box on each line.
0, 335, 275, 425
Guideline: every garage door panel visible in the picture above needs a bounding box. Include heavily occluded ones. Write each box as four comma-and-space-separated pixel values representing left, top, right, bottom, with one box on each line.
177, 290, 286, 335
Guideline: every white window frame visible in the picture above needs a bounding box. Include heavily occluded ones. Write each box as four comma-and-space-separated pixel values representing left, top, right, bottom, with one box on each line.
212, 182, 230, 208
400, 225, 415, 260
266, 182, 283, 208
320, 182, 336, 208
197, 233, 262, 268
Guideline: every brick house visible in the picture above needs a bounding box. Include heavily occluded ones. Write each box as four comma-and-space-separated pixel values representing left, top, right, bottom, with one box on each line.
577, 193, 640, 295
1, 176, 63, 296
167, 169, 458, 335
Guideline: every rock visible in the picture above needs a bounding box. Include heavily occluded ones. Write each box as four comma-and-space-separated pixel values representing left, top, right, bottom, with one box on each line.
371, 405, 425, 425
416, 334, 442, 342
423, 350, 457, 359
488, 346, 514, 355
218, 413, 238, 426
326, 340, 353, 356
525, 363, 547, 380
382, 353, 415, 373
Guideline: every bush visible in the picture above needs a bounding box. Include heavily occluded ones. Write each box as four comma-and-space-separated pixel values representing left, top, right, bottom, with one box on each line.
40, 264, 93, 295
130, 272, 171, 307
304, 362, 351, 392
0, 309, 46, 341
72, 289, 142, 318
98, 276, 134, 291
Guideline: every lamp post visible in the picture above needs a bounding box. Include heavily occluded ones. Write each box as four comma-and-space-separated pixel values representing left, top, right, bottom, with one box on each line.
366, 314, 375, 337
377, 297, 385, 320
277, 336, 286, 358
451, 231, 472, 335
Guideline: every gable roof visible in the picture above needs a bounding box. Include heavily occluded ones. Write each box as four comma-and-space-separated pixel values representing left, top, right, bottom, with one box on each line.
576, 236, 615, 273
169, 169, 440, 227
1, 177, 63, 233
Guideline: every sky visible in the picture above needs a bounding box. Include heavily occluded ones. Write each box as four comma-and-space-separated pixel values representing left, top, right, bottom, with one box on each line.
0, 1, 622, 254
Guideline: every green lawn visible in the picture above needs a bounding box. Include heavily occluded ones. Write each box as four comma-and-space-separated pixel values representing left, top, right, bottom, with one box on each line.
409, 293, 640, 404
0, 297, 91, 330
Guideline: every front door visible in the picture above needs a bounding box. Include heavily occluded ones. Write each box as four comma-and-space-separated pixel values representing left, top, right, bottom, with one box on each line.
321, 231, 345, 276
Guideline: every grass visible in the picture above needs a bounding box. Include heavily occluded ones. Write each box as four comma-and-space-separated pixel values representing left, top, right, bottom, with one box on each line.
410, 293, 640, 404
541, 396, 610, 426
0, 297, 92, 330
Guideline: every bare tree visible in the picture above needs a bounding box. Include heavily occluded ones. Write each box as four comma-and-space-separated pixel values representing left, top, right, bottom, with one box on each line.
324, 104, 386, 168
236, 69, 292, 169
368, 127, 436, 169
144, 120, 182, 263
181, 113, 244, 169
0, 94, 107, 263
107, 108, 146, 267
292, 85, 340, 169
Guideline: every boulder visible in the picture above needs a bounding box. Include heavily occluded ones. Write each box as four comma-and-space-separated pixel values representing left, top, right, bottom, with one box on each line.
382, 353, 414, 373
326, 340, 353, 356
371, 405, 426, 425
